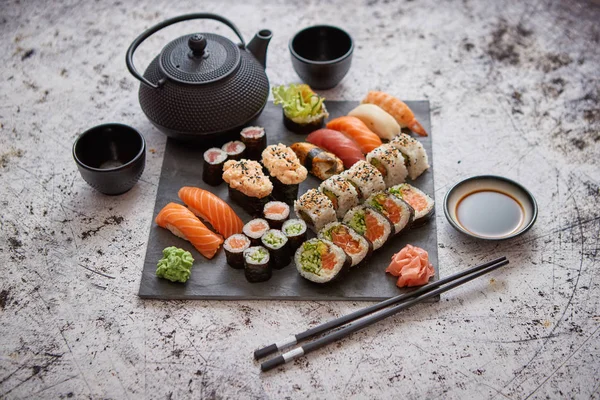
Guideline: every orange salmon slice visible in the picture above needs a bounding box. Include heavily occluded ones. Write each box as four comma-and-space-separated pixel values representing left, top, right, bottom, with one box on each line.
364, 213, 384, 243
402, 189, 428, 212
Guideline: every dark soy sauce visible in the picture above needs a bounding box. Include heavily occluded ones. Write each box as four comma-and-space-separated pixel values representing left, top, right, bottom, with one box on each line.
456, 189, 524, 238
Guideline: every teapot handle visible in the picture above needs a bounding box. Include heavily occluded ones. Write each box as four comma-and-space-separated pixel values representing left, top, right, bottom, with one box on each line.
126, 13, 246, 89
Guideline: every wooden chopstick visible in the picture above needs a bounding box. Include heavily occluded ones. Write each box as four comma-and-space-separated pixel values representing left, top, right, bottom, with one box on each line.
259, 257, 509, 372
254, 256, 507, 361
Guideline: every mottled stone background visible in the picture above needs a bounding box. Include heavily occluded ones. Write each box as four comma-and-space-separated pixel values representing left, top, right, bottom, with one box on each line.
0, 0, 599, 398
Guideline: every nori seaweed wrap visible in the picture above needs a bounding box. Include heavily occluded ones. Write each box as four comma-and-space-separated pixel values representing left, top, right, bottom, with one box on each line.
240, 126, 267, 161
261, 229, 291, 270
244, 246, 272, 283
202, 148, 227, 186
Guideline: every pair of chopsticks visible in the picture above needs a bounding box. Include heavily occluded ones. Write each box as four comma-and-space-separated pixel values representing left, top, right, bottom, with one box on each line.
255, 256, 509, 372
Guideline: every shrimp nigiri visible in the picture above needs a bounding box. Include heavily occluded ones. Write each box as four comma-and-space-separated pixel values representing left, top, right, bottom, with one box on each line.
326, 116, 382, 154
362, 91, 428, 136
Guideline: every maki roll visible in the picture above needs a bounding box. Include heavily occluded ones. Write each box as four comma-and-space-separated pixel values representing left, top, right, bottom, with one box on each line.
294, 189, 337, 233
387, 183, 435, 225
290, 142, 344, 181
343, 205, 393, 251
388, 133, 430, 180
244, 246, 272, 283
365, 192, 415, 235
340, 160, 386, 202
202, 148, 228, 186
318, 222, 372, 267
243, 218, 271, 246
319, 175, 360, 219
223, 234, 251, 269
282, 219, 308, 252
222, 140, 246, 161
262, 144, 307, 206
222, 159, 273, 216
295, 238, 351, 283
366, 144, 408, 187
261, 229, 291, 269
273, 84, 329, 134
240, 126, 267, 161
263, 201, 290, 230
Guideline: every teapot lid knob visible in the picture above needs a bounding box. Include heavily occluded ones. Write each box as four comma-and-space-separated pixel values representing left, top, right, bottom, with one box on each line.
188, 34, 207, 55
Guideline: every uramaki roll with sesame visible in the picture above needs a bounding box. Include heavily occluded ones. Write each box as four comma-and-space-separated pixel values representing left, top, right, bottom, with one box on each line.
293, 188, 337, 233
366, 144, 408, 187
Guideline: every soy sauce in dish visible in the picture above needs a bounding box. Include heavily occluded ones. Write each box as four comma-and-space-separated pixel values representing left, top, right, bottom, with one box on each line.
456, 189, 524, 238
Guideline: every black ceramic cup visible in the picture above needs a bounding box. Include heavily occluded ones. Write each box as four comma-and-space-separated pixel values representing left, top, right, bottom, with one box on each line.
73, 123, 146, 195
289, 25, 353, 90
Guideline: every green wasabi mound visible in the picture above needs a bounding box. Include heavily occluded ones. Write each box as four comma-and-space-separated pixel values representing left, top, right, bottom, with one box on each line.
156, 246, 194, 283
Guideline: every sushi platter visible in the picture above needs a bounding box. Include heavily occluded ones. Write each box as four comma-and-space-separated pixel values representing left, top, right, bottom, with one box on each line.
138, 100, 438, 300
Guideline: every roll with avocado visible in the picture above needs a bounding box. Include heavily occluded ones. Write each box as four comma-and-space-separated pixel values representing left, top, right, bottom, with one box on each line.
294, 238, 351, 283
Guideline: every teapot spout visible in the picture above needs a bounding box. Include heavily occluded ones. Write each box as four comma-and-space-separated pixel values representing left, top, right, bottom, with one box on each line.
247, 29, 272, 69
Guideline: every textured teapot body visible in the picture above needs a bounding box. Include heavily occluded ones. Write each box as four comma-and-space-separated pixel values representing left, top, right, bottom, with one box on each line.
126, 14, 272, 141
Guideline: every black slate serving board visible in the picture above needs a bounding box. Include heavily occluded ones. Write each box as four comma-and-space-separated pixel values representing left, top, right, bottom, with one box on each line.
139, 101, 437, 300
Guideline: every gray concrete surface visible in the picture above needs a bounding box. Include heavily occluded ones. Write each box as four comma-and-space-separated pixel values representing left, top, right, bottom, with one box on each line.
1, 0, 599, 398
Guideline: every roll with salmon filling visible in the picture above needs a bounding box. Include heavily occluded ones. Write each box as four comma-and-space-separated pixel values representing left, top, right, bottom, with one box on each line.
342, 206, 393, 251
387, 183, 435, 225
366, 144, 408, 187
263, 201, 290, 230
318, 222, 372, 267
223, 234, 251, 269
295, 239, 351, 283
242, 218, 270, 246
366, 192, 415, 235
319, 175, 360, 219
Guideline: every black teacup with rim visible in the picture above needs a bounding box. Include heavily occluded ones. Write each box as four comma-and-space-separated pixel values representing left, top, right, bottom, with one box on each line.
73, 123, 146, 195
289, 25, 354, 90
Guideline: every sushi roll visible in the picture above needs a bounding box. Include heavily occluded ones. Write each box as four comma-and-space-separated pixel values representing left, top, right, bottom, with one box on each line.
222, 140, 246, 161
262, 144, 307, 206
272, 84, 329, 134
261, 229, 291, 269
223, 159, 273, 216
240, 126, 267, 161
202, 148, 228, 186
294, 189, 337, 233
343, 205, 393, 251
282, 219, 308, 252
318, 175, 360, 219
290, 142, 344, 181
366, 144, 408, 187
388, 133, 430, 180
294, 238, 351, 283
318, 222, 372, 267
340, 160, 386, 202
387, 184, 435, 225
244, 246, 272, 283
263, 201, 290, 230
223, 234, 251, 269
365, 192, 415, 235
348, 104, 401, 141
243, 218, 271, 246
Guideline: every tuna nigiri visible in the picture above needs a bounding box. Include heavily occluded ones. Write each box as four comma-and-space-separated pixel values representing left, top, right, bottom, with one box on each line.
362, 91, 428, 136
326, 116, 382, 153
155, 203, 224, 259
178, 186, 243, 239
306, 129, 365, 169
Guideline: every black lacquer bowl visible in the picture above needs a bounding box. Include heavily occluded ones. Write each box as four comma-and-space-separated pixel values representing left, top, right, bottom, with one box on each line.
290, 25, 353, 90
73, 123, 146, 195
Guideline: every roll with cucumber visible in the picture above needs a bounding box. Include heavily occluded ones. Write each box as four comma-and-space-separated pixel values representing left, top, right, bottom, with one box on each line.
295, 239, 351, 283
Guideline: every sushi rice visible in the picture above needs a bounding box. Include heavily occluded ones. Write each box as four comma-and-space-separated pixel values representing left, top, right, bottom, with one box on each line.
366, 144, 408, 187
319, 175, 360, 219
389, 133, 430, 180
340, 160, 386, 201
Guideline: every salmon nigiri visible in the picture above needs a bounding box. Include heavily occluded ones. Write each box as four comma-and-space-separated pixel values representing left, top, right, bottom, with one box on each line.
362, 91, 428, 136
326, 116, 382, 154
306, 129, 365, 169
178, 186, 243, 239
156, 203, 223, 259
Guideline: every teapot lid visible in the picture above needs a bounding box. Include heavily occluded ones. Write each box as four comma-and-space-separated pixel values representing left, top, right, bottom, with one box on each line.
159, 32, 240, 84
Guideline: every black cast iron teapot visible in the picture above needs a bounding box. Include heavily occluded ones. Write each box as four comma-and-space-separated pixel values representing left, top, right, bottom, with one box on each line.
126, 13, 272, 141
